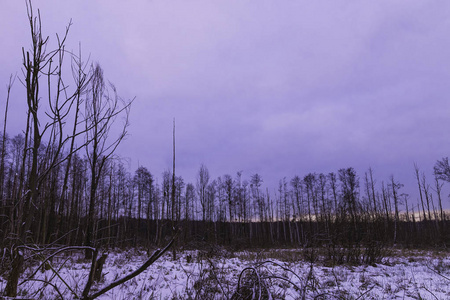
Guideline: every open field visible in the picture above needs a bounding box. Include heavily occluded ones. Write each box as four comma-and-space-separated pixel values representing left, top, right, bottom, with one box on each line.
1, 247, 449, 299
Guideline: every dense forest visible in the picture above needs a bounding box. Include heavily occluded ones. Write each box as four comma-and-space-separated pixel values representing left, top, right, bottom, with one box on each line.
1, 1, 450, 256
1, 126, 450, 251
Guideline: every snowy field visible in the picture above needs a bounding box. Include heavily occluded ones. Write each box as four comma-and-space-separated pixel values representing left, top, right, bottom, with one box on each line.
1, 248, 449, 299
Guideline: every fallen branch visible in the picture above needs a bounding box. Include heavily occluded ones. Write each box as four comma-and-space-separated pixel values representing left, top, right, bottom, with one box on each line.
426, 263, 450, 282
82, 238, 175, 300
355, 284, 375, 300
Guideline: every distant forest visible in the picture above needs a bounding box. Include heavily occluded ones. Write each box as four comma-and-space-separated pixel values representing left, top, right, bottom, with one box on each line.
1, 1, 450, 254
2, 122, 450, 251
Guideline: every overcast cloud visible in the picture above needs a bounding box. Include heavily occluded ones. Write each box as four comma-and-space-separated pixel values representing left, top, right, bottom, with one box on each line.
2, 1, 450, 203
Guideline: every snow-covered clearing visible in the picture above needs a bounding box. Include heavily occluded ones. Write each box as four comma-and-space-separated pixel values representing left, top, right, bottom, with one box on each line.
1, 248, 449, 299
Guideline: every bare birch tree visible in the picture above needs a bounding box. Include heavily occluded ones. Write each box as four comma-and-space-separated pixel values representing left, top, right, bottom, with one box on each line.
84, 63, 132, 258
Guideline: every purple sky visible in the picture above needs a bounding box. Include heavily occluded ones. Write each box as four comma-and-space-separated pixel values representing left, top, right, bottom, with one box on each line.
2, 1, 450, 204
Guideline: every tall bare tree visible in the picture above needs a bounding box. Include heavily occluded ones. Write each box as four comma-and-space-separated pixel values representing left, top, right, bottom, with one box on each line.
414, 163, 428, 222
196, 164, 210, 222
0, 76, 15, 211
16, 1, 92, 243
250, 173, 264, 222
84, 63, 132, 258
389, 175, 402, 244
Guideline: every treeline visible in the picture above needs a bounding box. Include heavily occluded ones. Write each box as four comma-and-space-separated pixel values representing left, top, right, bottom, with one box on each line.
0, 127, 449, 250
1, 1, 450, 252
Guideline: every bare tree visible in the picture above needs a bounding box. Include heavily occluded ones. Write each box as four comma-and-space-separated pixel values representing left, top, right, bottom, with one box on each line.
171, 119, 176, 222
434, 157, 450, 225
0, 75, 15, 211
433, 174, 445, 223
134, 166, 152, 228
221, 174, 234, 222
328, 172, 338, 218
290, 176, 302, 221
206, 179, 217, 222
421, 174, 432, 222
338, 168, 359, 226
250, 173, 264, 222
58, 47, 90, 229
84, 63, 132, 258
185, 183, 195, 221
15, 0, 93, 244
196, 164, 210, 222
368, 168, 378, 216
414, 163, 428, 221
389, 175, 403, 244
434, 157, 450, 181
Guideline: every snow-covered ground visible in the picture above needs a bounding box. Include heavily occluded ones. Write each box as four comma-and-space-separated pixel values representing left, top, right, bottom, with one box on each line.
1, 248, 449, 299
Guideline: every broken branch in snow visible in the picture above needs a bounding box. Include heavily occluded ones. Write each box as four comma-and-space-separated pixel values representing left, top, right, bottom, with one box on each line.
426, 263, 450, 282
83, 238, 175, 300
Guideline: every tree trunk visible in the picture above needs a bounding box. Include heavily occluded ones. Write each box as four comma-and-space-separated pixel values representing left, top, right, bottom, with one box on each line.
4, 249, 24, 297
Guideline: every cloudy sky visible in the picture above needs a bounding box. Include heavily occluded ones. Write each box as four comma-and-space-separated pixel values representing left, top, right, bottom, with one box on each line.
2, 1, 450, 203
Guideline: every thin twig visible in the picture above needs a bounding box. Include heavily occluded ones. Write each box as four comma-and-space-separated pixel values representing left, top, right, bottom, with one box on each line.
422, 285, 439, 300
25, 278, 64, 300
426, 263, 450, 281
21, 246, 96, 283
355, 284, 375, 300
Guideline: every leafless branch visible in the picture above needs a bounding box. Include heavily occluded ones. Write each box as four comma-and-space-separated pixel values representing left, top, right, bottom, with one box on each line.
83, 238, 175, 300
